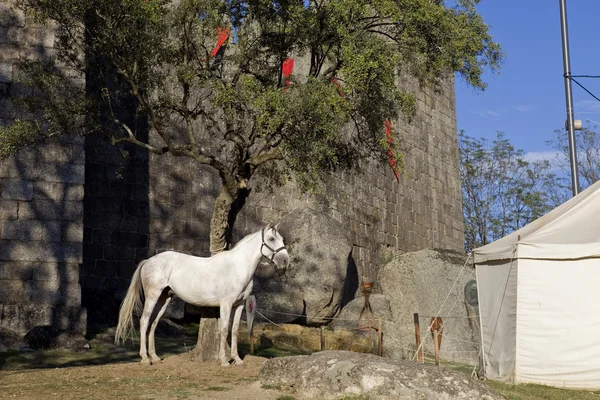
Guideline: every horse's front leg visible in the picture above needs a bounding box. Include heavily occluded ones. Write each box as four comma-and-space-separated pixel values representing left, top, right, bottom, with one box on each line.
230, 304, 244, 365
218, 303, 232, 367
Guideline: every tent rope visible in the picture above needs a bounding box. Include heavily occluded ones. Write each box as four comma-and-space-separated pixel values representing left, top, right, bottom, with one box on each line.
412, 252, 473, 362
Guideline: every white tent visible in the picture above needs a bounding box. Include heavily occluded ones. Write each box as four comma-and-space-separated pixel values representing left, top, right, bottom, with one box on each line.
474, 179, 600, 389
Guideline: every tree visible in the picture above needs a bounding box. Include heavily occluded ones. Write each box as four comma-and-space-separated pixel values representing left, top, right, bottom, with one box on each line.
548, 125, 600, 193
459, 131, 561, 252
2, 0, 501, 360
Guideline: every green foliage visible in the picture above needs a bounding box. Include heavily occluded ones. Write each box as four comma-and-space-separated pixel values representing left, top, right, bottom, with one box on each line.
459, 131, 562, 252
0, 120, 40, 159
5, 0, 500, 184
3, 0, 502, 250
547, 125, 600, 195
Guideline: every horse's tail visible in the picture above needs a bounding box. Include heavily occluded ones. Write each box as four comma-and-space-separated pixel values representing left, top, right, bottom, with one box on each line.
114, 259, 146, 344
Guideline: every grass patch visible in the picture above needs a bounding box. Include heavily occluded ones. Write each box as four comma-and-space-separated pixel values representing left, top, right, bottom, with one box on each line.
486, 381, 600, 400
276, 396, 296, 400
262, 384, 282, 390
204, 386, 230, 392
428, 358, 600, 400
238, 343, 308, 358
337, 395, 370, 400
0, 333, 195, 371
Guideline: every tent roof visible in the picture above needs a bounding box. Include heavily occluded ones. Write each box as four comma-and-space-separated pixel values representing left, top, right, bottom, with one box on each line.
473, 178, 600, 263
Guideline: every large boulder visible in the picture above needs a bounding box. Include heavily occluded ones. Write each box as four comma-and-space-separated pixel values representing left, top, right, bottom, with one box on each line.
331, 294, 393, 332
253, 208, 357, 325
259, 350, 502, 400
377, 249, 480, 364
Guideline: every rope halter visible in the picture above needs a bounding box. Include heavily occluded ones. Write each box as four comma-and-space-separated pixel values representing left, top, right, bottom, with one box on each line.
260, 227, 287, 265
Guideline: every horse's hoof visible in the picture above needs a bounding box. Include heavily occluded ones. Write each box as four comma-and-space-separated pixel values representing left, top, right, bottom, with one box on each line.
140, 359, 152, 366
220, 361, 231, 367
232, 357, 244, 365
151, 357, 162, 364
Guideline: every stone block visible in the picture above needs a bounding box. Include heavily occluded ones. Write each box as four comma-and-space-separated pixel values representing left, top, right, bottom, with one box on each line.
53, 306, 86, 334
0, 62, 12, 83
24, 27, 55, 48
91, 228, 111, 245
1, 219, 44, 240
109, 182, 134, 198
0, 26, 23, 45
0, 4, 26, 27
111, 231, 148, 248
0, 240, 82, 263
0, 199, 17, 219
0, 260, 35, 280
5, 220, 84, 243
19, 199, 83, 221
0, 81, 10, 98
0, 279, 24, 302
185, 220, 208, 238
0, 178, 33, 200
135, 247, 149, 261
91, 197, 122, 214
93, 260, 117, 278
0, 304, 54, 335
133, 184, 149, 201
24, 278, 61, 304
33, 182, 84, 202
116, 260, 137, 279
38, 163, 85, 184
82, 275, 106, 291
122, 200, 149, 217
33, 262, 79, 283
83, 242, 103, 259
103, 245, 135, 261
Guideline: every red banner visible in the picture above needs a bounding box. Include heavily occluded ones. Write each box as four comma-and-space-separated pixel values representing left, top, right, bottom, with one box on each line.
384, 120, 399, 182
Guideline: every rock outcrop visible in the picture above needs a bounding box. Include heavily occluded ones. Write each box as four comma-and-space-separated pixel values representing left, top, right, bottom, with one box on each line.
259, 350, 501, 399
253, 208, 357, 325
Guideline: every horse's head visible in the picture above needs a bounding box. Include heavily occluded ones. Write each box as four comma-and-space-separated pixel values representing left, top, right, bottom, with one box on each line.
260, 223, 290, 271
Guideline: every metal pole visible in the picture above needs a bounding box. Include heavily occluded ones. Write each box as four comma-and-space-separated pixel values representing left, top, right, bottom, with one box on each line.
559, 0, 580, 196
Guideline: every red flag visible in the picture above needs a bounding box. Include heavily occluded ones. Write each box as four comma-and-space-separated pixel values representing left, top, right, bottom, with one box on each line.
211, 27, 230, 58
282, 58, 294, 89
384, 120, 399, 182
332, 77, 344, 97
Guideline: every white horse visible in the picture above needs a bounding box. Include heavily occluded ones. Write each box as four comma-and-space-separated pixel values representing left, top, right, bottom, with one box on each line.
114, 224, 289, 366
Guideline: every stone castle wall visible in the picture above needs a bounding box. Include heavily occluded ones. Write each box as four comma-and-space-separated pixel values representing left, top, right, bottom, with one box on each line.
0, 0, 464, 330
140, 71, 463, 288
0, 1, 86, 334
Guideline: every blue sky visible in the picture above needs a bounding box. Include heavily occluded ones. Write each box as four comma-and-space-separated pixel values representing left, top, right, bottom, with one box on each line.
454, 0, 600, 162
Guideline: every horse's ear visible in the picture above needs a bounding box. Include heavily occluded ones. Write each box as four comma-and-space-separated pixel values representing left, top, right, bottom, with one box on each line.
274, 222, 280, 231
266, 222, 272, 230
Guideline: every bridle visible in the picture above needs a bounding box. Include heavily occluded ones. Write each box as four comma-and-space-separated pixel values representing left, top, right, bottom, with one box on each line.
260, 227, 287, 264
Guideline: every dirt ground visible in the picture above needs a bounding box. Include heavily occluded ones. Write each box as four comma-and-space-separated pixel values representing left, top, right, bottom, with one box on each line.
0, 353, 293, 400
0, 323, 379, 400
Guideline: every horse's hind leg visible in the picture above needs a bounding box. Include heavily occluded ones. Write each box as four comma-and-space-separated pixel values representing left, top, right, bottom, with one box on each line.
139, 288, 163, 366
218, 303, 232, 367
230, 304, 244, 365
147, 289, 173, 363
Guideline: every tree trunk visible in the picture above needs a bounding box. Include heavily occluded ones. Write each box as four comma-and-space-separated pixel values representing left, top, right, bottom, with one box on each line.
192, 308, 223, 361
194, 185, 249, 362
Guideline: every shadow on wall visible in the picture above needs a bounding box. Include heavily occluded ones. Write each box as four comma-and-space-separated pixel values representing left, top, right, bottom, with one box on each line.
81, 64, 151, 327
0, 136, 87, 335
0, 35, 87, 335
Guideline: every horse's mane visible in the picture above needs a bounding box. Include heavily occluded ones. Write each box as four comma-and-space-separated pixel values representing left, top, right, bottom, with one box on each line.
230, 228, 266, 250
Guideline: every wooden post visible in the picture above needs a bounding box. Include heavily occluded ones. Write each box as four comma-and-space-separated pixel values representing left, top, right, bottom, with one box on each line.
320, 326, 325, 351
433, 330, 440, 367
250, 330, 254, 355
377, 317, 383, 356
414, 313, 423, 363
